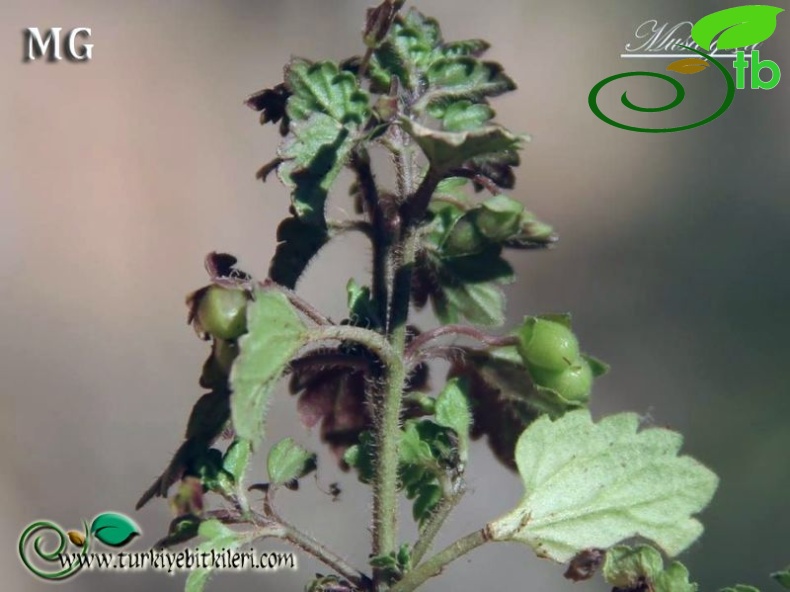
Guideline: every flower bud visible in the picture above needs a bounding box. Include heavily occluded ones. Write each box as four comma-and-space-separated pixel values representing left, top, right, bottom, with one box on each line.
517, 317, 580, 372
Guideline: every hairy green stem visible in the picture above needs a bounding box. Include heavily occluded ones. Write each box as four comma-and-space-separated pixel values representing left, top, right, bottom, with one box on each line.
410, 480, 466, 566
391, 529, 490, 592
311, 325, 397, 369
373, 134, 419, 585
281, 523, 373, 589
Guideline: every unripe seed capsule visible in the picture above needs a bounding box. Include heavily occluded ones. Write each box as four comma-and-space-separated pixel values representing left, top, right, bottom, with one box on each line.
517, 317, 580, 372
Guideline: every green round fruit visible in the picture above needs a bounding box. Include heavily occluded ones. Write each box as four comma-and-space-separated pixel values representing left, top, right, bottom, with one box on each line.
531, 358, 593, 404
196, 286, 248, 340
517, 317, 580, 372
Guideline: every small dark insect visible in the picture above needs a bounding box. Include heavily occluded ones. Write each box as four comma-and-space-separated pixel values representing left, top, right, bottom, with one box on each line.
329, 482, 342, 501
563, 548, 605, 582
284, 478, 300, 491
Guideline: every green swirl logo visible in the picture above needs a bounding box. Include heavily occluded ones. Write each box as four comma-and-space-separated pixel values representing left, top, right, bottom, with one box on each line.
589, 5, 784, 133
18, 512, 140, 581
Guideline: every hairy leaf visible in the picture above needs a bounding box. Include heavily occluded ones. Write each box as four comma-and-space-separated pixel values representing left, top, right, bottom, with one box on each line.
274, 60, 370, 225
401, 117, 526, 172
488, 410, 719, 563
422, 57, 516, 108
267, 437, 317, 486
230, 290, 310, 448
434, 377, 472, 462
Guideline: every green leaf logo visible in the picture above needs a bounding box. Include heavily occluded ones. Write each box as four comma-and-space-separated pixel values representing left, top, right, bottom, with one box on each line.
692, 5, 784, 52
89, 513, 141, 547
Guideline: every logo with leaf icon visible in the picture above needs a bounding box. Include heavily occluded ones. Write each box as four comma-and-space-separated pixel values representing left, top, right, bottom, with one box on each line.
589, 4, 784, 132
18, 512, 141, 580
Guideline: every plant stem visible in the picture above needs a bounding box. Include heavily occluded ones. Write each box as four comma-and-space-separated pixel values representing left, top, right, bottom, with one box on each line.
410, 480, 466, 566
281, 522, 373, 590
351, 151, 390, 325
261, 279, 333, 325
390, 529, 490, 592
405, 325, 518, 360
311, 325, 397, 369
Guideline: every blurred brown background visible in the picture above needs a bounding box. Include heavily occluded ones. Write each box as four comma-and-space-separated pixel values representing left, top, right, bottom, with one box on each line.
2, 1, 788, 591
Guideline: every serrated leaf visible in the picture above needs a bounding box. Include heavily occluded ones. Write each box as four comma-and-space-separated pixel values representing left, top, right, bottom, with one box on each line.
434, 378, 472, 462
401, 117, 526, 172
488, 409, 719, 563
422, 57, 516, 108
89, 513, 141, 548
269, 215, 329, 289
667, 57, 710, 75
267, 437, 317, 485
441, 39, 491, 58
277, 112, 355, 225
286, 60, 370, 125
691, 6, 783, 51
275, 60, 371, 225
772, 567, 790, 589
230, 289, 310, 449
430, 100, 495, 132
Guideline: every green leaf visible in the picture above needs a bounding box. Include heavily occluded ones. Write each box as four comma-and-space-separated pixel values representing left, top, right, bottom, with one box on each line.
89, 513, 141, 548
691, 6, 784, 52
222, 439, 251, 485
286, 60, 370, 125
603, 545, 698, 592
277, 112, 355, 225
343, 431, 376, 483
430, 100, 494, 132
488, 409, 719, 563
434, 377, 472, 462
230, 289, 310, 449
438, 279, 506, 327
400, 422, 435, 466
186, 519, 243, 592
603, 544, 664, 587
721, 586, 761, 592
401, 117, 526, 172
276, 60, 371, 225
267, 437, 317, 485
347, 279, 382, 328
423, 57, 516, 108
412, 483, 443, 524
269, 215, 329, 289
772, 567, 790, 589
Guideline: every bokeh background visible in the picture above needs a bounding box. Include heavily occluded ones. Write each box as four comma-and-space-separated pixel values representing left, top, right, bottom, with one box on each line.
2, 0, 788, 591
